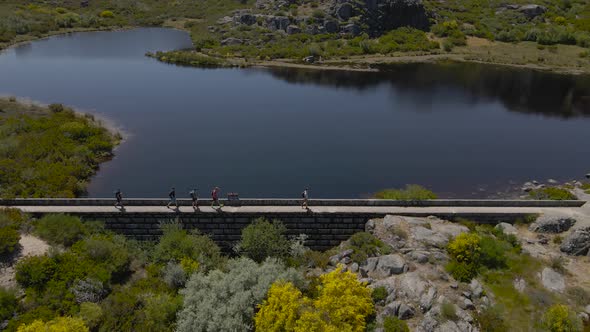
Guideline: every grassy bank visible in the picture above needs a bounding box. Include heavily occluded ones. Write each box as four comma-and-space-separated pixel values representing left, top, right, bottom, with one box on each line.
0, 97, 120, 198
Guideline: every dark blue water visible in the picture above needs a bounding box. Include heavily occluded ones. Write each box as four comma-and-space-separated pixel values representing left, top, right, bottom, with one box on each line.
1, 28, 589, 198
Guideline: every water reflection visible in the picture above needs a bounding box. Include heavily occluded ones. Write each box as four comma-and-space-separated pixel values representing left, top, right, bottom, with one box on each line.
267, 62, 590, 118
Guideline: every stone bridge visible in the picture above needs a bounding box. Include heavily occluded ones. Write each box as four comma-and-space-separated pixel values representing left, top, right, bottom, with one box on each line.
1, 198, 586, 250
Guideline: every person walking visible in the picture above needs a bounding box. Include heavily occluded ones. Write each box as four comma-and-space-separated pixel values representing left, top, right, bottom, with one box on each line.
189, 188, 199, 210
211, 186, 223, 210
167, 187, 178, 209
114, 189, 123, 208
301, 187, 309, 210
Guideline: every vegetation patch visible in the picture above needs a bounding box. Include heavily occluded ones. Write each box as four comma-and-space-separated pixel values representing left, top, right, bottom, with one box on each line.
254, 266, 374, 331
528, 187, 577, 200
0, 98, 119, 198
344, 232, 392, 264
147, 51, 234, 68
236, 218, 291, 263
374, 184, 437, 200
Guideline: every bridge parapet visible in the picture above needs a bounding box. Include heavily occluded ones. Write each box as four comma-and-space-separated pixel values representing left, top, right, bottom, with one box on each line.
0, 198, 585, 207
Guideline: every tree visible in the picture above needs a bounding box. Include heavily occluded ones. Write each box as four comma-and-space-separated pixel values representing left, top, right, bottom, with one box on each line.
255, 265, 374, 332
153, 223, 223, 271
237, 218, 291, 263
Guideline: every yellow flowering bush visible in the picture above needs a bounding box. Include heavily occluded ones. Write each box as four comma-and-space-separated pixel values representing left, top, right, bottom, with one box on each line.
17, 316, 89, 332
255, 266, 374, 332
180, 257, 200, 275
542, 304, 582, 332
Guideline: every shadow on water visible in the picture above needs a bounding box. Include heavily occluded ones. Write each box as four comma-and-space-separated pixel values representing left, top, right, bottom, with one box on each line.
265, 61, 590, 118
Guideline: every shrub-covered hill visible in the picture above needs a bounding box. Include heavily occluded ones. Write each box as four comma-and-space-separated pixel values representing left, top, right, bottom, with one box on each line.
0, 97, 120, 198
1, 0, 590, 71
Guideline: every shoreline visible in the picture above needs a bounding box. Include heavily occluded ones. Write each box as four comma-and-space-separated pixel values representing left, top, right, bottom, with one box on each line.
3, 27, 590, 76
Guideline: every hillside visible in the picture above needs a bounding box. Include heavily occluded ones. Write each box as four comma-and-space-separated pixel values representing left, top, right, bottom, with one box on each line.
1, 0, 590, 72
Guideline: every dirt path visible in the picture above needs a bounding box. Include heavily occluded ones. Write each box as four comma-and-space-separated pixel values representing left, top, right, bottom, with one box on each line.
0, 234, 49, 289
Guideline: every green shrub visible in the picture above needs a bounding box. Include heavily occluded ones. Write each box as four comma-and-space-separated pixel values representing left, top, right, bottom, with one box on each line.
542, 304, 582, 332
15, 255, 57, 291
302, 250, 330, 269
371, 286, 388, 304
529, 187, 577, 200
176, 257, 303, 332
446, 260, 479, 282
0, 287, 17, 321
153, 222, 223, 271
374, 184, 437, 200
78, 302, 103, 330
237, 218, 291, 263
475, 305, 507, 332
441, 301, 458, 321
479, 236, 508, 269
71, 235, 131, 281
34, 214, 88, 247
345, 232, 392, 263
565, 286, 590, 307
99, 273, 181, 331
99, 10, 114, 18
383, 316, 410, 332
0, 226, 20, 255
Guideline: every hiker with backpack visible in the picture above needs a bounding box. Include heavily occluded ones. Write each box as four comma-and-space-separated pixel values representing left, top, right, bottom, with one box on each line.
301, 187, 309, 210
211, 186, 223, 210
189, 188, 199, 210
167, 187, 178, 209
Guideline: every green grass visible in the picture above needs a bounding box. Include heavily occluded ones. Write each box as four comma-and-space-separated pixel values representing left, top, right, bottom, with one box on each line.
374, 184, 437, 200
528, 187, 577, 200
481, 253, 555, 330
0, 98, 119, 198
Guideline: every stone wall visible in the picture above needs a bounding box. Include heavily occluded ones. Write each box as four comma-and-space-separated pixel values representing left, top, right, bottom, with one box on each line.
28, 211, 531, 251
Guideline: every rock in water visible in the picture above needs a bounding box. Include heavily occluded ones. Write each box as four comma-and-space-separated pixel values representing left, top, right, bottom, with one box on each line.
560, 227, 590, 256
541, 267, 565, 292
529, 214, 576, 233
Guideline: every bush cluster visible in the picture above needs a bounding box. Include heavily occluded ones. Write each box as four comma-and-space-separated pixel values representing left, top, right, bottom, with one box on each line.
446, 229, 516, 282
374, 184, 437, 200
254, 266, 374, 331
237, 218, 291, 263
176, 257, 303, 332
529, 187, 577, 200
0, 98, 117, 198
345, 232, 392, 263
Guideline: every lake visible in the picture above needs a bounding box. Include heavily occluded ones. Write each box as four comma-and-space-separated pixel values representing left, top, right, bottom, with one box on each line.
1, 28, 589, 198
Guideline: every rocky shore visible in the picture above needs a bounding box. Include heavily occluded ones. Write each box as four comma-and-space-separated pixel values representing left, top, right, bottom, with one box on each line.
315, 212, 590, 331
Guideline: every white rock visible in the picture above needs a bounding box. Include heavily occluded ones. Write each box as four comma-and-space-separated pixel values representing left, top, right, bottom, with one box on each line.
541, 267, 565, 292
419, 287, 437, 313
470, 279, 484, 298
368, 254, 407, 279
495, 222, 518, 236
514, 277, 526, 293
398, 272, 429, 301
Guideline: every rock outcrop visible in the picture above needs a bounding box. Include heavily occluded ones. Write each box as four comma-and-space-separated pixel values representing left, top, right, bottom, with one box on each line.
560, 227, 590, 256
529, 214, 576, 233
540, 267, 565, 292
